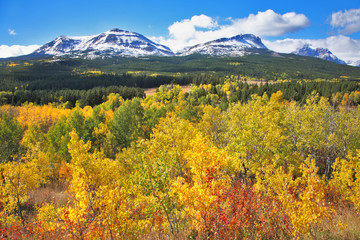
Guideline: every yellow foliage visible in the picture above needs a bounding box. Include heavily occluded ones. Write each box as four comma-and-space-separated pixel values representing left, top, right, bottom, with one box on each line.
7, 62, 19, 67
80, 105, 93, 118
226, 92, 292, 178
0, 104, 72, 131
198, 105, 227, 148
255, 157, 332, 236
331, 150, 360, 209
142, 85, 185, 109
49, 131, 149, 238
81, 70, 103, 75
174, 134, 231, 229
117, 113, 199, 235
0, 157, 49, 224
36, 204, 60, 231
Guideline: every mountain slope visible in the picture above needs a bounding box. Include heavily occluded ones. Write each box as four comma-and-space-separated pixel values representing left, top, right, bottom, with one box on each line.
178, 34, 268, 56
33, 29, 174, 58
292, 44, 346, 65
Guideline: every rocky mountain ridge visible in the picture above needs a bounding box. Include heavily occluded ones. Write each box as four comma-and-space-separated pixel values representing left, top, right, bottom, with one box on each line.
24, 29, 357, 66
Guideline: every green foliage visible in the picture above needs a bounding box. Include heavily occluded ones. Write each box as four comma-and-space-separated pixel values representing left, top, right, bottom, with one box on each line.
0, 114, 24, 163
47, 116, 70, 161
2, 77, 360, 239
109, 98, 145, 152
47, 109, 106, 162
1, 54, 360, 95
5, 86, 145, 107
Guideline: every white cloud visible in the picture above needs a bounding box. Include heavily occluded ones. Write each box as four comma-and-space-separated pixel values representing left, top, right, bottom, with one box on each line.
264, 35, 360, 62
263, 39, 309, 53
190, 14, 217, 28
0, 45, 40, 58
161, 14, 218, 50
8, 29, 16, 36
330, 8, 360, 34
152, 10, 310, 51
228, 10, 310, 37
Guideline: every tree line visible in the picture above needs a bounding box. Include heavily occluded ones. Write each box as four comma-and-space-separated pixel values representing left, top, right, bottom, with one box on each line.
2, 80, 360, 108
0, 86, 145, 107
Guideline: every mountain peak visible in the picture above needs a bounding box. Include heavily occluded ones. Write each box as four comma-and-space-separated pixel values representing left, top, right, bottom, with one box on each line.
178, 34, 267, 56
292, 44, 346, 65
33, 29, 174, 58
109, 28, 126, 32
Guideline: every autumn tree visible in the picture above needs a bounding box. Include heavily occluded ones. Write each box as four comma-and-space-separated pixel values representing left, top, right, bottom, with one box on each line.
117, 113, 199, 237
331, 150, 360, 209
38, 131, 151, 239
0, 150, 50, 224
255, 157, 333, 238
226, 91, 297, 182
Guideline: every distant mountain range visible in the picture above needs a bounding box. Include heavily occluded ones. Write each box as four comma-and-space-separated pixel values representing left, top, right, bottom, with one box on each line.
32, 29, 270, 58
7, 29, 358, 67
291, 44, 346, 65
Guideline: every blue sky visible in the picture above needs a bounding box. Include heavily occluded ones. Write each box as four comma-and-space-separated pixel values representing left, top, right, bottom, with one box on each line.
1, 0, 360, 63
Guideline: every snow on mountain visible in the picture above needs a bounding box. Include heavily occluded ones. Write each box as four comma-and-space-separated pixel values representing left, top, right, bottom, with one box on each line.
33, 29, 174, 58
31, 30, 356, 66
178, 34, 267, 56
292, 44, 346, 65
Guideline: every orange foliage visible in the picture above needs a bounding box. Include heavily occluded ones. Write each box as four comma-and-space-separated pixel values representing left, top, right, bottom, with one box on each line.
0, 104, 71, 132
197, 181, 291, 239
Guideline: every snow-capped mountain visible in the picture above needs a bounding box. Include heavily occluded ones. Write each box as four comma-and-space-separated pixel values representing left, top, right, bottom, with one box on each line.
33, 29, 174, 58
178, 34, 268, 56
292, 44, 346, 65
27, 30, 358, 66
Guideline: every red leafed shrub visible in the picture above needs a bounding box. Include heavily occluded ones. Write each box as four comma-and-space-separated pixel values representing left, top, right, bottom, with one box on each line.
197, 181, 291, 239
0, 220, 68, 240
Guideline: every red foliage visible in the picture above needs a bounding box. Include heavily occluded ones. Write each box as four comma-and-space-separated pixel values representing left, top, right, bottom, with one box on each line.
0, 220, 67, 240
0, 221, 24, 240
198, 181, 291, 239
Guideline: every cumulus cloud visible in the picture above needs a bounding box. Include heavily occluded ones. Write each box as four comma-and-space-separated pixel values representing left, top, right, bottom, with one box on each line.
228, 10, 310, 36
168, 14, 218, 41
0, 45, 40, 58
189, 14, 218, 28
8, 29, 16, 36
263, 39, 309, 53
330, 8, 360, 34
158, 14, 218, 51
152, 10, 310, 51
264, 35, 360, 63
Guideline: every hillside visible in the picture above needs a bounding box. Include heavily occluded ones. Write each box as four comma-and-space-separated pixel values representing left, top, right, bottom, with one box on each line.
1, 54, 360, 92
